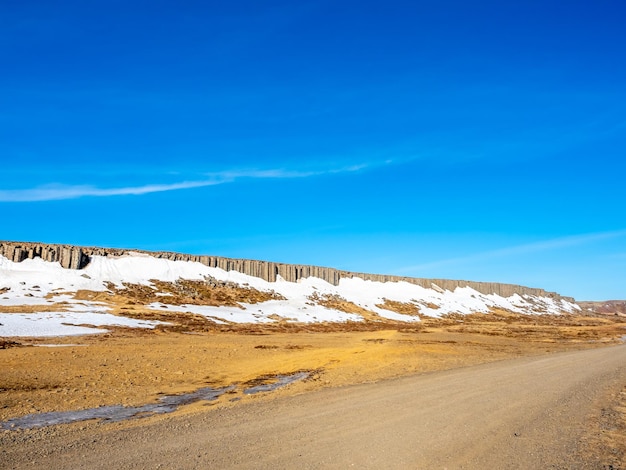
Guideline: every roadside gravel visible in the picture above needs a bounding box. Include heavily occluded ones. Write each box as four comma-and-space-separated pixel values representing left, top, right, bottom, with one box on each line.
2, 344, 625, 469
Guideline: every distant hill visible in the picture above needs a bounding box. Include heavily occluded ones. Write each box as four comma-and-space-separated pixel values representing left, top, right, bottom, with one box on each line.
577, 300, 626, 317
0, 240, 589, 339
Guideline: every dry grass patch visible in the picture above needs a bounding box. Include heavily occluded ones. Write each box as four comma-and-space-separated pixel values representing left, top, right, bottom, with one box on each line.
376, 299, 422, 317
434, 311, 626, 343
73, 290, 113, 303
106, 277, 283, 308
308, 293, 385, 322
579, 385, 626, 468
65, 278, 291, 332
0, 304, 73, 314
1, 315, 624, 424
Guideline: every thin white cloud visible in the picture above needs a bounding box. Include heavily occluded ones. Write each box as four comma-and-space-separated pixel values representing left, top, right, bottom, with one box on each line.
0, 180, 222, 202
204, 163, 372, 180
0, 162, 376, 202
396, 229, 626, 273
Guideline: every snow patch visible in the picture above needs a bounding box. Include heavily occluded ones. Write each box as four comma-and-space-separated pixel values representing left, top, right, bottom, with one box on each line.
0, 254, 580, 336
0, 311, 164, 337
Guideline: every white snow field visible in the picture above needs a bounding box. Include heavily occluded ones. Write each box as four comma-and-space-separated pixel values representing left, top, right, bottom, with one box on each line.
0, 254, 580, 337
0, 311, 163, 337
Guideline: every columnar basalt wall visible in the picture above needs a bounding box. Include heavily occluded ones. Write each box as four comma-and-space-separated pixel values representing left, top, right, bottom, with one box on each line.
0, 241, 90, 270
0, 241, 574, 301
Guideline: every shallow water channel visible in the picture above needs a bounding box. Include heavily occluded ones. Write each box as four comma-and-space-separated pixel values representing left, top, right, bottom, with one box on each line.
1, 371, 310, 430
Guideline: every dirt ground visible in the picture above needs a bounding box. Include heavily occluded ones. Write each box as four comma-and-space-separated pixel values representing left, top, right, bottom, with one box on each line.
1, 312, 624, 425
0, 312, 626, 421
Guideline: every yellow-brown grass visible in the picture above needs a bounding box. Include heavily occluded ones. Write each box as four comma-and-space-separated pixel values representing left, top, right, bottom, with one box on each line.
0, 304, 72, 314
1, 314, 625, 424
107, 277, 283, 308
376, 298, 422, 317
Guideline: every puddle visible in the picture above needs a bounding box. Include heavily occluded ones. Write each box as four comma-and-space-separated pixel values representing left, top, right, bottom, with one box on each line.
1, 371, 312, 430
0, 386, 234, 430
243, 371, 310, 395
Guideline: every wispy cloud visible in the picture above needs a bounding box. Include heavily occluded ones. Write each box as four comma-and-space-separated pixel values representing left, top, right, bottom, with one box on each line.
0, 162, 375, 202
0, 180, 222, 202
396, 229, 626, 273
205, 163, 371, 181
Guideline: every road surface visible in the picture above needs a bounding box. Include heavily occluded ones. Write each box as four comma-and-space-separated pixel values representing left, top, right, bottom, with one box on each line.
2, 344, 625, 469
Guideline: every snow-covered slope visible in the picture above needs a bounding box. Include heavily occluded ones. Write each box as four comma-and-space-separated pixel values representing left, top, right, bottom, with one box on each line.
0, 254, 580, 337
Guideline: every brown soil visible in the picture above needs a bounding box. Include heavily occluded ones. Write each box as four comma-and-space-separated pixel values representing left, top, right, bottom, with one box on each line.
0, 304, 74, 314
2, 340, 625, 469
0, 339, 23, 349
1, 314, 624, 424
578, 384, 626, 469
2, 281, 625, 468
107, 277, 284, 307
376, 298, 423, 317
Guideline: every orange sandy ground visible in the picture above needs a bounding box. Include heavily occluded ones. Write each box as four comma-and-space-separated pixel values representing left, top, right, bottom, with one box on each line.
1, 313, 624, 423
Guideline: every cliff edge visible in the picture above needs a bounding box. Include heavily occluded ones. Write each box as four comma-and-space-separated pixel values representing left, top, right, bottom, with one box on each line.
0, 240, 573, 301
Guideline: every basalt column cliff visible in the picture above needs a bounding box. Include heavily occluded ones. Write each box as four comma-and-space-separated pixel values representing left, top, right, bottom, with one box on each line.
0, 241, 573, 301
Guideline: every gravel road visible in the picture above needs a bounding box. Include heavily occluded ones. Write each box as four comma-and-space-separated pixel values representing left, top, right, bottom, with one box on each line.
3, 344, 625, 469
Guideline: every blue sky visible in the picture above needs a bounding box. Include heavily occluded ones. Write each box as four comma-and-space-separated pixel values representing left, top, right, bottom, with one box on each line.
1, 0, 625, 300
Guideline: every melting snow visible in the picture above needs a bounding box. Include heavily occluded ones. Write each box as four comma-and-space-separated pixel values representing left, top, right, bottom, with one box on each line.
0, 254, 580, 337
0, 311, 162, 337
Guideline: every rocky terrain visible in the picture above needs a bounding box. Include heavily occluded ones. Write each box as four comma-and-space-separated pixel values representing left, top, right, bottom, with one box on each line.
0, 241, 584, 339
0, 240, 572, 299
1, 241, 624, 468
578, 300, 626, 316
